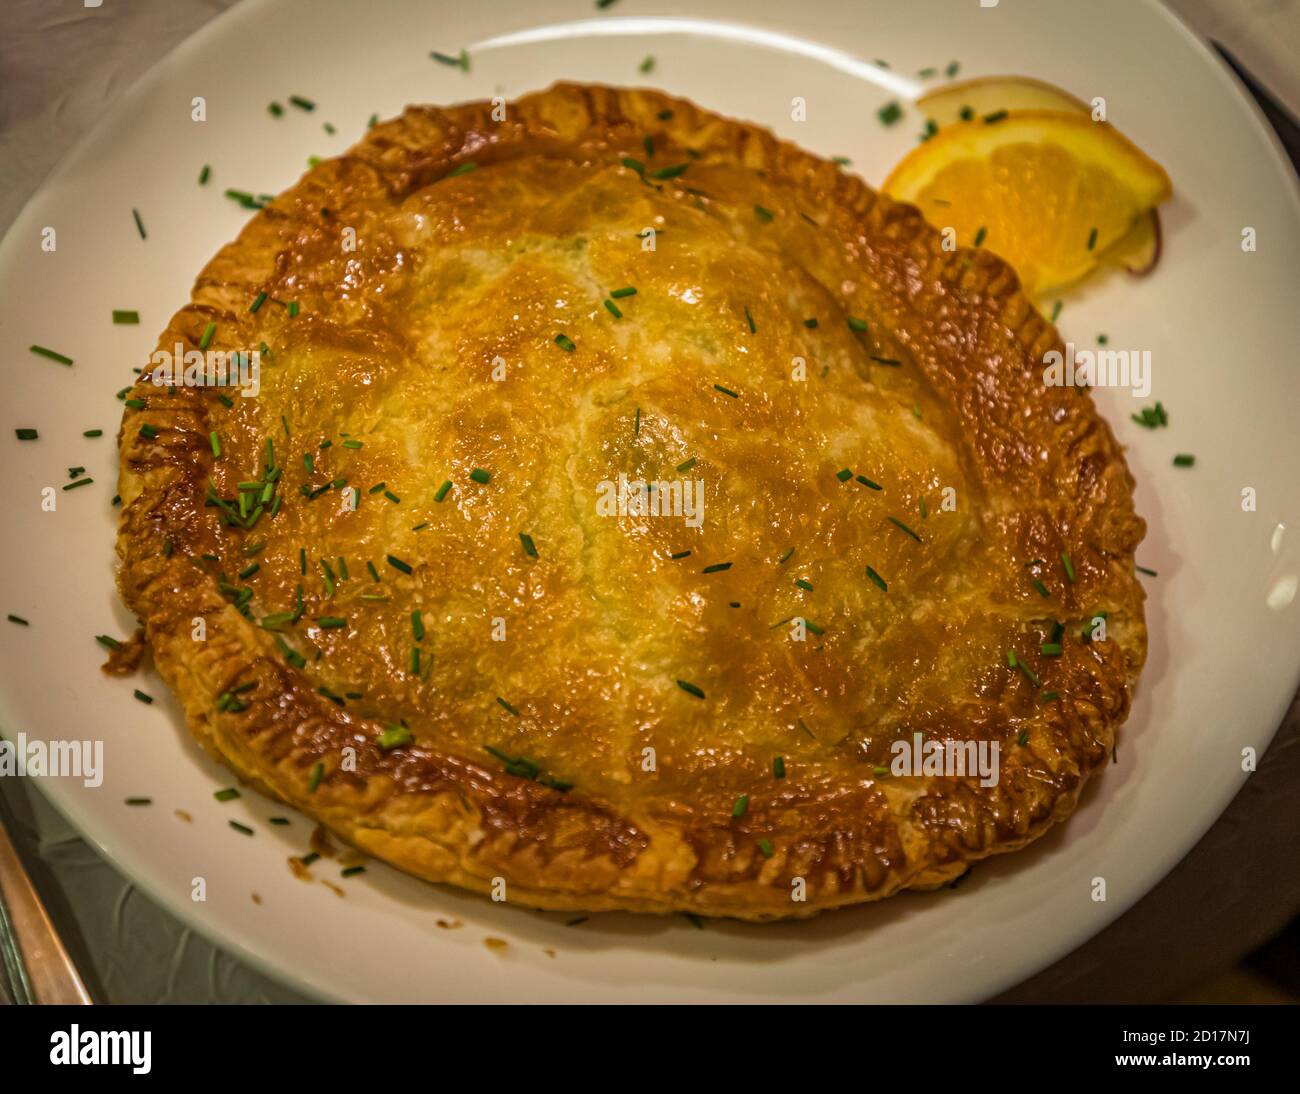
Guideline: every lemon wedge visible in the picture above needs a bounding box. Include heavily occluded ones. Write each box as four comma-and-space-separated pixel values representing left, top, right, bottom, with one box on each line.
883, 111, 1171, 296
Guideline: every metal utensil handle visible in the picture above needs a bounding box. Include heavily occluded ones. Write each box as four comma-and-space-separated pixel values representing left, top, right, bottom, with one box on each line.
0, 813, 91, 1004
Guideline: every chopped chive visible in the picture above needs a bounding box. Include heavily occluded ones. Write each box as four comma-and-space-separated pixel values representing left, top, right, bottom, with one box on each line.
713, 384, 738, 398
676, 457, 697, 473
214, 788, 240, 802
469, 468, 491, 484
676, 680, 705, 699
888, 516, 921, 543
377, 724, 413, 750
973, 226, 987, 247
1087, 226, 1098, 250
315, 616, 347, 629
430, 48, 470, 70
846, 316, 869, 332
757, 838, 774, 858
209, 431, 222, 458
754, 204, 774, 223
63, 477, 94, 490
229, 820, 254, 836
386, 554, 413, 575
983, 110, 1008, 124
83, 429, 103, 437
199, 322, 216, 351
269, 817, 290, 825
836, 468, 854, 483
865, 566, 888, 592
519, 532, 538, 558
856, 475, 883, 490
8, 615, 30, 626
610, 286, 637, 299
803, 317, 819, 328
1041, 643, 1063, 656
1060, 551, 1076, 583
434, 479, 453, 502
794, 578, 814, 591
307, 762, 324, 792
650, 163, 689, 180
1042, 691, 1060, 702
496, 696, 520, 716
670, 550, 691, 560
268, 101, 284, 117
15, 428, 38, 440
341, 865, 365, 878
446, 162, 477, 179
289, 95, 315, 111
1031, 578, 1051, 599
1050, 300, 1063, 322
1017, 730, 1030, 746
1173, 454, 1195, 467
125, 797, 152, 806
701, 562, 732, 574
1137, 565, 1158, 577
604, 298, 623, 319
732, 795, 749, 818
777, 548, 795, 564
133, 689, 153, 704
870, 355, 901, 367
30, 345, 73, 366
198, 164, 211, 185
744, 305, 756, 333
112, 310, 140, 325
554, 333, 576, 352
877, 101, 902, 126
132, 208, 146, 239
97, 634, 119, 648
773, 756, 786, 778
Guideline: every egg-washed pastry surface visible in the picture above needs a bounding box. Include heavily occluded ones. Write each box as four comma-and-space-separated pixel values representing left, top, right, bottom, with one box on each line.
116, 83, 1146, 919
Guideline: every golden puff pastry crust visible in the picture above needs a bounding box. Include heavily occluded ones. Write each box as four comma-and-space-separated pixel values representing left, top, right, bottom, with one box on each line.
115, 83, 1146, 919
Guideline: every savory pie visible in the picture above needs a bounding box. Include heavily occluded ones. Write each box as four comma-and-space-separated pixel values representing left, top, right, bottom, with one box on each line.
115, 83, 1146, 919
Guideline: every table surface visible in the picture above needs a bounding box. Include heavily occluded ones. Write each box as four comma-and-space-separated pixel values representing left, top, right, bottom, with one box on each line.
0, 0, 1296, 1005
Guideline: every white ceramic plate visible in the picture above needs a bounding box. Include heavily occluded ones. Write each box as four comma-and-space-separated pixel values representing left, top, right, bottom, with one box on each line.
1, 0, 1298, 1003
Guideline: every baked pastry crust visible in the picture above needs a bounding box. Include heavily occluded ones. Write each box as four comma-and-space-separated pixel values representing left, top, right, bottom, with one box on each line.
115, 83, 1146, 919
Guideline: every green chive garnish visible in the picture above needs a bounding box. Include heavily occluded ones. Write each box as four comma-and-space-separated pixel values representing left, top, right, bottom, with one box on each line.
610, 286, 637, 299
8, 615, 30, 626
702, 562, 732, 574
289, 95, 315, 111
1087, 226, 1098, 250
877, 101, 902, 126
386, 554, 413, 575
377, 724, 413, 750
984, 110, 1008, 124
229, 821, 254, 836
888, 516, 921, 543
676, 680, 705, 699
469, 468, 491, 484
133, 689, 153, 704
214, 788, 240, 802
112, 310, 140, 325
434, 480, 453, 502
554, 333, 576, 352
519, 532, 538, 558
132, 208, 147, 239
732, 795, 749, 818
866, 566, 888, 592
15, 429, 38, 441
30, 345, 73, 366
773, 756, 785, 778
650, 163, 689, 180
604, 298, 623, 318
1060, 551, 1076, 583
846, 316, 869, 332
496, 696, 520, 717
199, 322, 216, 351
307, 762, 324, 792
1173, 454, 1195, 467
